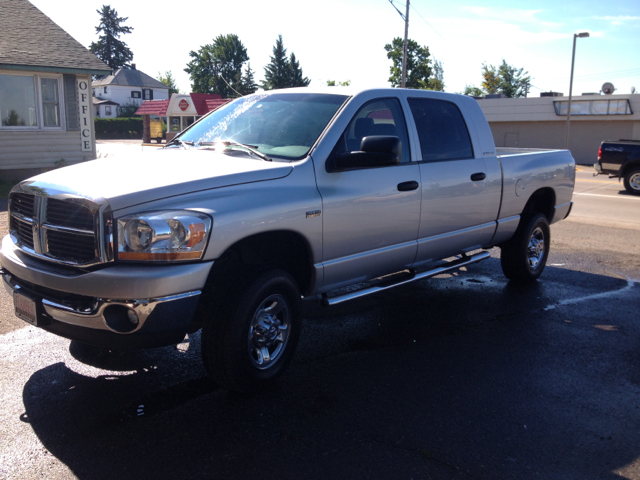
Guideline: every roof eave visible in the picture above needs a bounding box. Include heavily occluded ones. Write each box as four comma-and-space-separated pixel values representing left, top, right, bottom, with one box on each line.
0, 63, 112, 76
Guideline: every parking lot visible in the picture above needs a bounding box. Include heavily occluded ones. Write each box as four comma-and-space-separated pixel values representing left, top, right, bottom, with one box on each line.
1, 164, 639, 479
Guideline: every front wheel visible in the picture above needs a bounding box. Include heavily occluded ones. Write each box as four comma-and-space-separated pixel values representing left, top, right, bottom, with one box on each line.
201, 269, 301, 393
500, 213, 550, 282
623, 168, 640, 196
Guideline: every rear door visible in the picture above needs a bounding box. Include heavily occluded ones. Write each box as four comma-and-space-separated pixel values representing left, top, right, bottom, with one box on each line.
405, 96, 501, 266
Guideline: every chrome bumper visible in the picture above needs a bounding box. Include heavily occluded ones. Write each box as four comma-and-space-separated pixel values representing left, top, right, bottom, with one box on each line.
2, 269, 201, 335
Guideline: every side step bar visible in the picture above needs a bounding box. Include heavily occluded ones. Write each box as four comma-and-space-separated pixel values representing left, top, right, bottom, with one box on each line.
322, 251, 491, 306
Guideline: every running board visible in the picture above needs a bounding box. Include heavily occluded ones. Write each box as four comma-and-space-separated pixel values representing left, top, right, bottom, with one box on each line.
321, 251, 491, 307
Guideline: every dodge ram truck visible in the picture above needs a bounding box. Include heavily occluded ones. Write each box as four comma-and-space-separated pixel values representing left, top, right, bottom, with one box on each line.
594, 139, 640, 195
1, 88, 576, 392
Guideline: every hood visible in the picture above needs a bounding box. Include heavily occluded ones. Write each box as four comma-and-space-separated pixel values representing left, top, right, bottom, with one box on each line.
21, 149, 293, 211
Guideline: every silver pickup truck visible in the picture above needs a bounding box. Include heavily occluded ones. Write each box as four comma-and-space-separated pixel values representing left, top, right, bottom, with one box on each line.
1, 88, 575, 392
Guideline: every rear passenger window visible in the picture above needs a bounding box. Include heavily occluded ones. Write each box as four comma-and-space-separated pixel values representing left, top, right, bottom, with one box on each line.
407, 98, 473, 161
333, 98, 411, 164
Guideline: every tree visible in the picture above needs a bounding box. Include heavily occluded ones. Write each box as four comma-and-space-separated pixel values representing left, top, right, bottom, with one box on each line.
327, 80, 351, 86
481, 63, 500, 95
462, 85, 484, 97
156, 71, 180, 95
238, 63, 258, 96
428, 59, 445, 91
89, 6, 134, 70
384, 37, 432, 89
184, 34, 249, 98
464, 59, 531, 98
288, 53, 310, 87
262, 35, 310, 90
497, 60, 530, 98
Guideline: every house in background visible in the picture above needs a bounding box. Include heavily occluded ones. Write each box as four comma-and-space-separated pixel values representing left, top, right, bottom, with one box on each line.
92, 65, 170, 118
0, 0, 111, 179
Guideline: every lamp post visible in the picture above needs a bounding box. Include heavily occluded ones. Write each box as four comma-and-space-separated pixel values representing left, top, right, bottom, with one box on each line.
564, 32, 589, 150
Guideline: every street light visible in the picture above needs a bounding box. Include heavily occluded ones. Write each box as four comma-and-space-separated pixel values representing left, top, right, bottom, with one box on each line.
564, 31, 590, 150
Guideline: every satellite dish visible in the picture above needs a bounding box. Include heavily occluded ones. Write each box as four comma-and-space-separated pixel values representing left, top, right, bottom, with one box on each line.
602, 82, 615, 95
632, 86, 637, 94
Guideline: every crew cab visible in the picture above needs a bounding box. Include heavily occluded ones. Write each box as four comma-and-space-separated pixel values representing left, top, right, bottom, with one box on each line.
594, 139, 640, 195
0, 88, 576, 392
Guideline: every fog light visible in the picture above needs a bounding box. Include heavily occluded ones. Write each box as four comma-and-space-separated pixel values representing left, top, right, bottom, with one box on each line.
127, 309, 139, 325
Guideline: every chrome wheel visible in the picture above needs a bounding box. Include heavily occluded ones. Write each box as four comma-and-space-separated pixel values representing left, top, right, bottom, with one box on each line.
629, 172, 640, 191
527, 226, 546, 270
248, 294, 291, 370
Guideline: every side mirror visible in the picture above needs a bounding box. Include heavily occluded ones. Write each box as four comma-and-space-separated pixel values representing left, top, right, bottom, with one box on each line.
330, 135, 401, 171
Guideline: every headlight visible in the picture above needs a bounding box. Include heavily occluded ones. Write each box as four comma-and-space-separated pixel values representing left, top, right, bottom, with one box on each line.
116, 211, 212, 262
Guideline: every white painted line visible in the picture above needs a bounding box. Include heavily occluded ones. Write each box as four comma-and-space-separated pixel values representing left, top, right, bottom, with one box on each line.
574, 192, 640, 201
544, 278, 636, 311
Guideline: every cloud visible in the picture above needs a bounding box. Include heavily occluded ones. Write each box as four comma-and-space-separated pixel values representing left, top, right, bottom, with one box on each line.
593, 15, 640, 26
462, 6, 561, 27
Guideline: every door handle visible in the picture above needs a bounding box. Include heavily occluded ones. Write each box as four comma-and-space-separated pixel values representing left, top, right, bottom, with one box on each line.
397, 181, 419, 191
470, 172, 486, 181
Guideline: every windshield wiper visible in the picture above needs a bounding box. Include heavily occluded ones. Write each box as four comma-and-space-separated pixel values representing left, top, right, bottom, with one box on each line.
199, 141, 271, 162
165, 138, 195, 148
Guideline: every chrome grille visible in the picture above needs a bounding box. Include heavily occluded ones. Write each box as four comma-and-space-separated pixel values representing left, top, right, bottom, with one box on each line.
10, 193, 35, 218
8, 191, 105, 266
9, 215, 35, 249
46, 229, 96, 262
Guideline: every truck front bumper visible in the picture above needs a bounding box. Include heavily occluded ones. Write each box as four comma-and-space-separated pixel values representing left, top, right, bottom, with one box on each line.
0, 235, 213, 349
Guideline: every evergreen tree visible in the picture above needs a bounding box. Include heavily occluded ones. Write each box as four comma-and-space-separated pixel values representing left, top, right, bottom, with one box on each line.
89, 5, 134, 70
184, 34, 249, 97
262, 35, 291, 90
288, 53, 310, 87
238, 63, 258, 95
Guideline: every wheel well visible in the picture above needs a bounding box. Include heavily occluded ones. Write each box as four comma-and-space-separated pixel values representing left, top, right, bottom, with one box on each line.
522, 188, 555, 223
213, 231, 315, 295
621, 161, 640, 178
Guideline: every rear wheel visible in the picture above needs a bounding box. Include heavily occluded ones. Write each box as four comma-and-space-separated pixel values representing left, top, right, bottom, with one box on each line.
623, 168, 640, 196
201, 269, 301, 393
500, 213, 550, 282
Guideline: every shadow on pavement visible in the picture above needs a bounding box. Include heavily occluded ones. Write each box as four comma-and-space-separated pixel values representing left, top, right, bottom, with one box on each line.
21, 262, 640, 479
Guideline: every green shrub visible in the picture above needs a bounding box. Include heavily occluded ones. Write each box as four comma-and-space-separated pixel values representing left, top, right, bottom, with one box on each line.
94, 117, 143, 136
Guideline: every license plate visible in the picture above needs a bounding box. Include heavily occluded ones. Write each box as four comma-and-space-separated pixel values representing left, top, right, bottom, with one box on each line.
14, 292, 39, 326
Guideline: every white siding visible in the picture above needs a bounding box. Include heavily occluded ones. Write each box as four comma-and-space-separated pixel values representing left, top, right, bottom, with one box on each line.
0, 130, 96, 169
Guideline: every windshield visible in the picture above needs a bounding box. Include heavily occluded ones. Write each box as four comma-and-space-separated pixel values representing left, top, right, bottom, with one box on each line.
175, 93, 349, 161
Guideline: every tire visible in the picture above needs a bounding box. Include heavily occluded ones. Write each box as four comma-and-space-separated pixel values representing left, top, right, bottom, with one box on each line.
623, 168, 640, 196
201, 269, 301, 393
500, 213, 550, 282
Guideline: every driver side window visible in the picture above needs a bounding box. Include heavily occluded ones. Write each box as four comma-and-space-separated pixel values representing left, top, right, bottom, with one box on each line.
333, 98, 411, 164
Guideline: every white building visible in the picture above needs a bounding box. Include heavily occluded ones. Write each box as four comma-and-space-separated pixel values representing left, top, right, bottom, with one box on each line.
0, 0, 111, 178
92, 65, 169, 118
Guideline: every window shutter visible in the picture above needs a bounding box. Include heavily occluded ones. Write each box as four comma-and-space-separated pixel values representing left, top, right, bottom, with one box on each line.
149, 89, 153, 100
63, 74, 79, 131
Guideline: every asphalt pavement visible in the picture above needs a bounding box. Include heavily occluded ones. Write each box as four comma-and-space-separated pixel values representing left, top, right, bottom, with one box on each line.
1, 163, 639, 479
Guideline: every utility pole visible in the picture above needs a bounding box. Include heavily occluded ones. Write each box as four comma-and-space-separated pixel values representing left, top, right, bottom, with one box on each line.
401, 0, 410, 88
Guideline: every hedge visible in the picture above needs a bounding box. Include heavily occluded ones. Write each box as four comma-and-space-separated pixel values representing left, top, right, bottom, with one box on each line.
94, 117, 143, 136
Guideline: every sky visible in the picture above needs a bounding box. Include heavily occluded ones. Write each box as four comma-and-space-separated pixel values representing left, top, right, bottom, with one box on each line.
29, 0, 640, 97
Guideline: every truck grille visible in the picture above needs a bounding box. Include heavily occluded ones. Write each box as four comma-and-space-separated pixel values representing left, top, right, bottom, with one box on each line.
9, 191, 105, 266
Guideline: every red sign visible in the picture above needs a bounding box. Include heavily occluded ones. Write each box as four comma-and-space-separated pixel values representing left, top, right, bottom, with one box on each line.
179, 99, 190, 111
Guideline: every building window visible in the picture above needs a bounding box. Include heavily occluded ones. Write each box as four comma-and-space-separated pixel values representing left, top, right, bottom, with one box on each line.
169, 116, 181, 132
143, 89, 153, 100
105, 106, 112, 116
0, 73, 64, 129
553, 99, 633, 116
0, 74, 37, 126
131, 91, 141, 98
41, 77, 60, 127
104, 86, 108, 94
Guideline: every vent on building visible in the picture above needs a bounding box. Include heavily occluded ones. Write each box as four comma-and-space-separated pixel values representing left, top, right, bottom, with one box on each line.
540, 92, 563, 97
485, 93, 508, 99
582, 93, 600, 96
